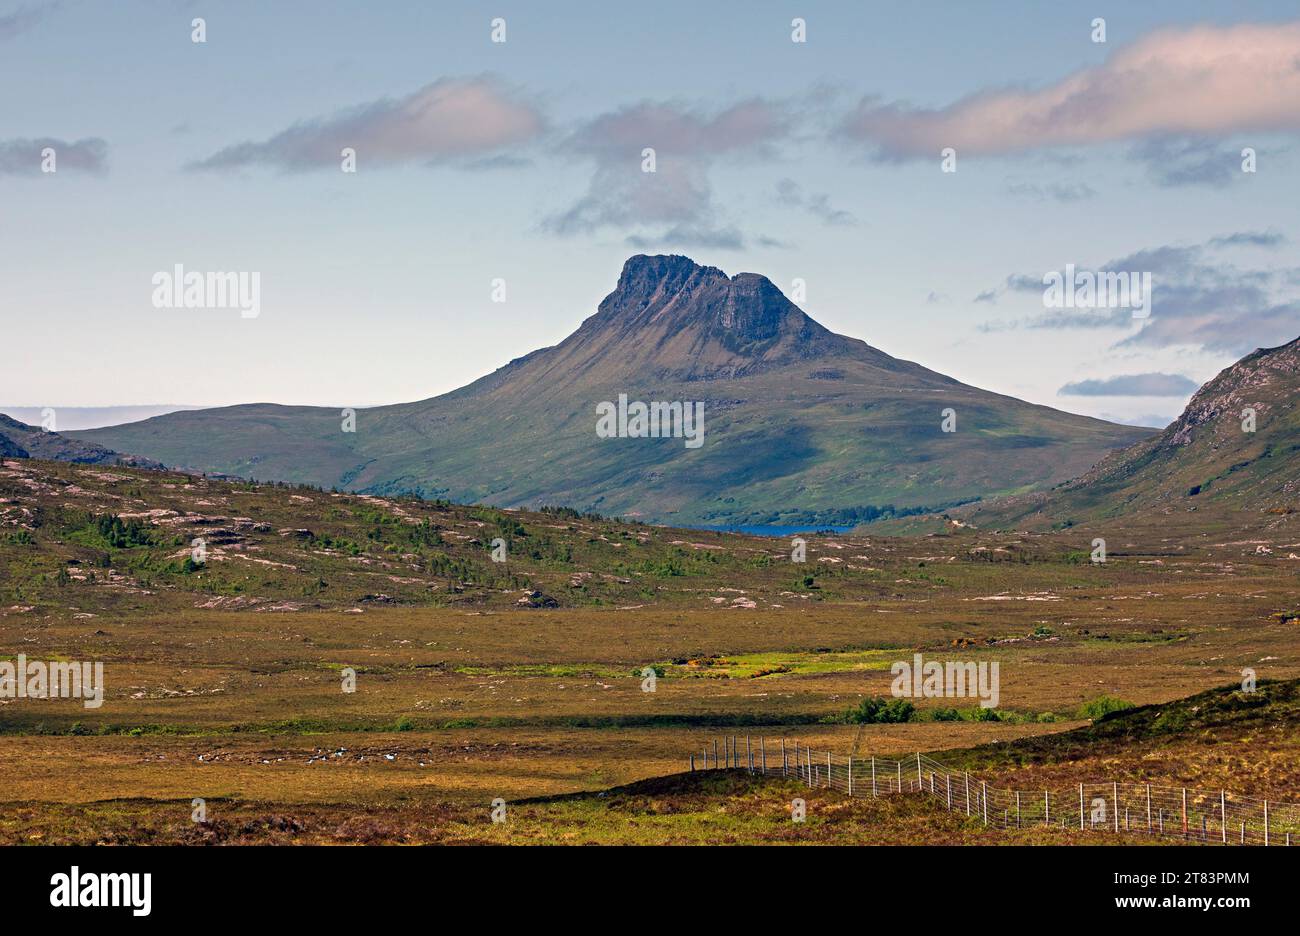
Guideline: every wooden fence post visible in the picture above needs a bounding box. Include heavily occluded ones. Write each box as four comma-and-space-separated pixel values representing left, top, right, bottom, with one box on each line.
1264, 800, 1269, 847
965, 772, 971, 816
690, 754, 695, 771
746, 735, 752, 773
1015, 790, 1020, 827
981, 781, 988, 825
1079, 784, 1085, 831
761, 737, 766, 773
1221, 791, 1227, 844
847, 756, 853, 796
781, 738, 787, 775
1182, 787, 1188, 839
806, 746, 813, 789
896, 761, 901, 793
916, 752, 922, 789
948, 774, 953, 809
1044, 790, 1050, 826
871, 756, 877, 797
1113, 782, 1119, 834
827, 751, 832, 789
1146, 785, 1152, 833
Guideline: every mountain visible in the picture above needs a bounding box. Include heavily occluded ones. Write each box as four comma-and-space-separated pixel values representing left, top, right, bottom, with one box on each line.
948, 337, 1300, 531
76, 255, 1150, 525
0, 414, 163, 468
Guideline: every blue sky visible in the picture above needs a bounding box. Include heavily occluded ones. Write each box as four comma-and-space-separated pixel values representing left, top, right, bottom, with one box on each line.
3, 0, 1298, 427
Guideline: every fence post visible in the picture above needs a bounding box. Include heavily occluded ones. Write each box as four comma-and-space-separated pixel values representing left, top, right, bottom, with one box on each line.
713, 738, 718, 769
871, 756, 877, 797
1221, 791, 1227, 844
1113, 782, 1119, 834
1264, 800, 1269, 847
781, 738, 787, 776
1015, 790, 1020, 827
1044, 790, 1049, 826
746, 735, 752, 773
827, 751, 832, 789
690, 754, 695, 772
1146, 785, 1152, 833
1182, 787, 1188, 839
806, 746, 813, 789
847, 756, 853, 796
981, 781, 988, 826
1079, 784, 1085, 831
948, 774, 953, 810
964, 773, 971, 815
896, 761, 901, 793
761, 737, 766, 773
916, 752, 922, 789
793, 741, 798, 779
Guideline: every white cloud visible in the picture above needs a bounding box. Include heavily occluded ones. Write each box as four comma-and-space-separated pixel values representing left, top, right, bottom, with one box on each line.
189, 76, 543, 172
841, 22, 1300, 159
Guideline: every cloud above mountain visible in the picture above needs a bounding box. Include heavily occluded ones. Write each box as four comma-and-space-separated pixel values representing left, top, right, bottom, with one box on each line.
543, 99, 793, 249
1059, 373, 1200, 396
0, 2, 52, 41
976, 232, 1299, 355
0, 136, 106, 174
188, 76, 544, 172
840, 22, 1300, 160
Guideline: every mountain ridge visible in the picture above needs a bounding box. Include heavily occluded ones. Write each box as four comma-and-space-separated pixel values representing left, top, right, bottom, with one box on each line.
76, 255, 1151, 525
938, 336, 1300, 532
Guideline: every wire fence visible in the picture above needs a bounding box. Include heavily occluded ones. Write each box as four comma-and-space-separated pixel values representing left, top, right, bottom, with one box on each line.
690, 735, 1299, 846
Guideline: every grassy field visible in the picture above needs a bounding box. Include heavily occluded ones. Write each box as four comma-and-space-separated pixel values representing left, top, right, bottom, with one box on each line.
1, 459, 1297, 844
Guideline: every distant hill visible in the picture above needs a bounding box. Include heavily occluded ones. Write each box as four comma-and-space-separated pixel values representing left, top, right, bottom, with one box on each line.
0, 406, 203, 431
0, 414, 162, 468
947, 337, 1300, 531
77, 255, 1150, 526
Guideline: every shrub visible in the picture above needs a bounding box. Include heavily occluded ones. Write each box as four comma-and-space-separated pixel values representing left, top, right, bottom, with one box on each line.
1078, 694, 1135, 721
847, 696, 914, 724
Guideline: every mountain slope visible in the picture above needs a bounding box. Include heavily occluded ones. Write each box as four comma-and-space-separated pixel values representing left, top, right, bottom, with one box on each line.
77, 256, 1150, 525
950, 337, 1300, 530
0, 414, 161, 468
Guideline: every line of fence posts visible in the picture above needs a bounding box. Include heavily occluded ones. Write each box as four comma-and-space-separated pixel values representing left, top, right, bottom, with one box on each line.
692, 737, 1296, 846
